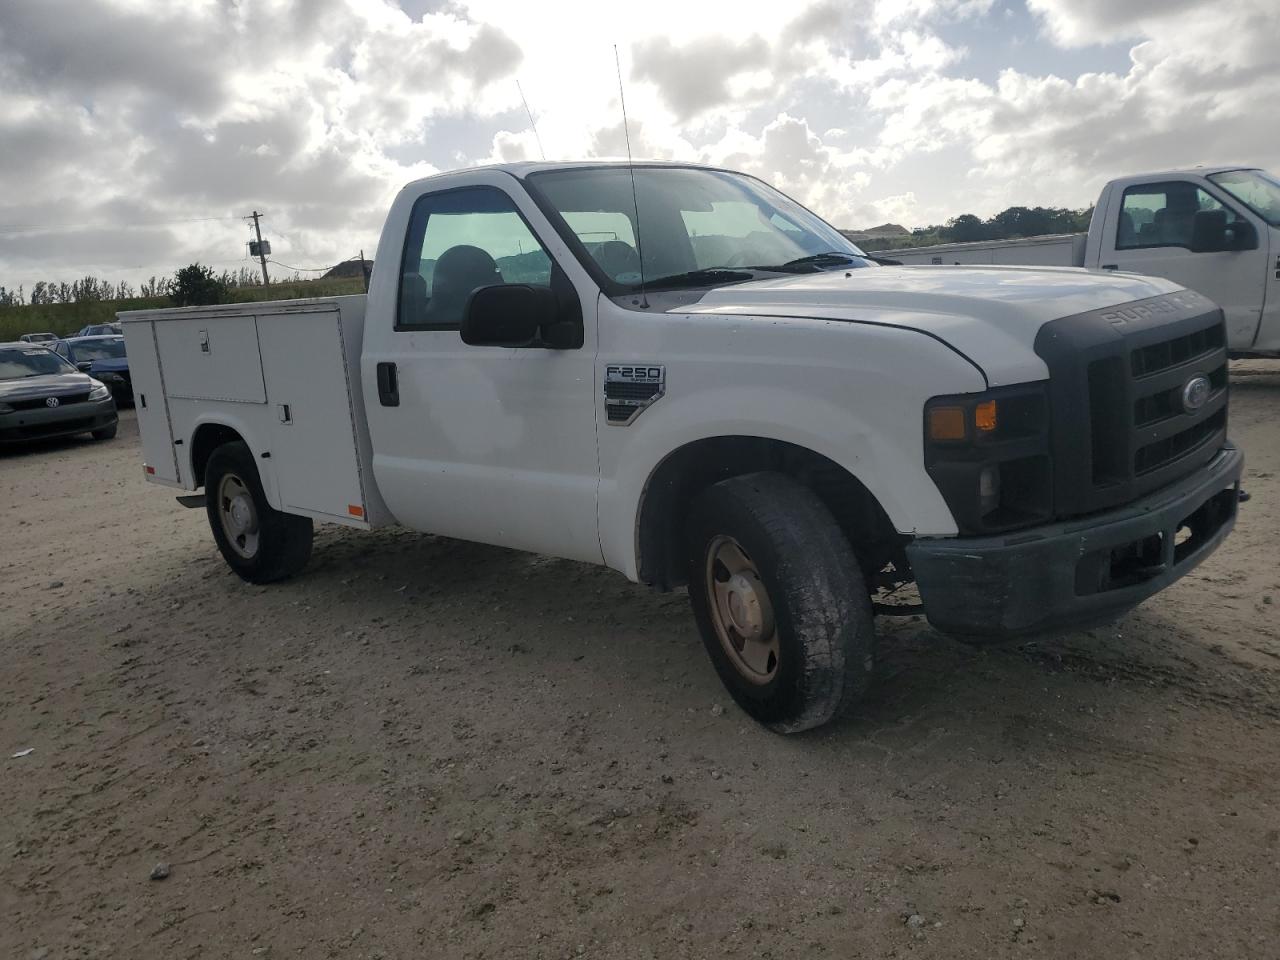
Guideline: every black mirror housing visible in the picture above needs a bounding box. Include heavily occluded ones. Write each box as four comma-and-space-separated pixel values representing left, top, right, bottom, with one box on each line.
460, 284, 559, 347
76, 360, 93, 371
1227, 218, 1259, 251
1189, 209, 1228, 253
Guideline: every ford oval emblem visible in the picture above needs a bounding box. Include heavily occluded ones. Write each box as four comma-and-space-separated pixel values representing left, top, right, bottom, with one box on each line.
46, 396, 59, 408
1181, 374, 1211, 413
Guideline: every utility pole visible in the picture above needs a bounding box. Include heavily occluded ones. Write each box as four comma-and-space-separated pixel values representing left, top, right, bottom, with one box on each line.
248, 210, 270, 285
359, 249, 370, 293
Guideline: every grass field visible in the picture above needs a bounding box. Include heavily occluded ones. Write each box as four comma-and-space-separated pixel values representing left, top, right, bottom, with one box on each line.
0, 276, 366, 341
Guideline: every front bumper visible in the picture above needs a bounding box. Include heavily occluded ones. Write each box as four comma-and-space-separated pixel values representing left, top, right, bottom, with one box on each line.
0, 397, 118, 443
907, 442, 1243, 638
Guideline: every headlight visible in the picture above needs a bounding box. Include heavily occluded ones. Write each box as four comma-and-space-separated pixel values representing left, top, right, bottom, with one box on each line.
88, 381, 111, 401
0, 402, 12, 413
924, 384, 1052, 533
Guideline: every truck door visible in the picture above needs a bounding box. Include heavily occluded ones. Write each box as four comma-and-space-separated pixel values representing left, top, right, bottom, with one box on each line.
360, 178, 603, 564
1099, 179, 1268, 347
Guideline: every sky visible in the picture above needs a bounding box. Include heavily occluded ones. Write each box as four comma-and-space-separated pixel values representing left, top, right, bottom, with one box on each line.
0, 0, 1277, 293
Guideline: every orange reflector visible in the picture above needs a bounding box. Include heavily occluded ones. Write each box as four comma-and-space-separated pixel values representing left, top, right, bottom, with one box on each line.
927, 406, 966, 441
348, 504, 365, 518
974, 400, 998, 433
144, 465, 156, 475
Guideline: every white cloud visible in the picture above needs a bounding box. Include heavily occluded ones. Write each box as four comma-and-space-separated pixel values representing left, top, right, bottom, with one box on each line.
0, 0, 1277, 292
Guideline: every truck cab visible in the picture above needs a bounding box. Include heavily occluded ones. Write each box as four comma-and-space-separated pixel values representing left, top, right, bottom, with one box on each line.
1088, 168, 1278, 354
121, 161, 1244, 734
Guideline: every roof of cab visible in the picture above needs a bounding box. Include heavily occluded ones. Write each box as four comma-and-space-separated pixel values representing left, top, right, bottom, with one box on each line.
400, 158, 724, 193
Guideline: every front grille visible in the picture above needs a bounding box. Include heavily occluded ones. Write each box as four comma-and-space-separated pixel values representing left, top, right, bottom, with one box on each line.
1130, 324, 1224, 378
1035, 289, 1230, 518
1135, 409, 1226, 476
16, 417, 94, 437
8, 391, 91, 411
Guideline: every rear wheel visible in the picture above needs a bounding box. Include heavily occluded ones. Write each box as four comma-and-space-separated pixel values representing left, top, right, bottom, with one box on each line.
686, 472, 875, 733
204, 441, 312, 583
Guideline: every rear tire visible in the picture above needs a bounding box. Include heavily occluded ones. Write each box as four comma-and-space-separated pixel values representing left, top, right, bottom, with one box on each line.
91, 423, 118, 441
686, 472, 875, 733
204, 441, 312, 584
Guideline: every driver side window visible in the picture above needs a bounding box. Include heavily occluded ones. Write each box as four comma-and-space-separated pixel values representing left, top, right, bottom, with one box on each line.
1117, 182, 1242, 251
397, 187, 553, 330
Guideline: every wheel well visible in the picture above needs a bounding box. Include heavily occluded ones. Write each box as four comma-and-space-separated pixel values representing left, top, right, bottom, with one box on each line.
190, 423, 245, 488
635, 437, 907, 591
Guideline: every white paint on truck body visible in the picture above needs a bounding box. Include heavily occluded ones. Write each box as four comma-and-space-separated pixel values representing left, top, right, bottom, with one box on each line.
119, 160, 1239, 583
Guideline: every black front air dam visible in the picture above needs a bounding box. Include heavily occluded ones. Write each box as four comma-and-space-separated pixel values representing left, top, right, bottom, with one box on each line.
907, 443, 1243, 639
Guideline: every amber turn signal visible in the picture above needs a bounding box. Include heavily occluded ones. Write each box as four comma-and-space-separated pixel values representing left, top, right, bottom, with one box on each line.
927, 405, 967, 441
974, 399, 998, 433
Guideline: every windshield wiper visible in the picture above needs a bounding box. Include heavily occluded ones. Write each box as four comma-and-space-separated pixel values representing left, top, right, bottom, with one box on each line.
643, 267, 756, 290
734, 252, 865, 274
783, 252, 861, 267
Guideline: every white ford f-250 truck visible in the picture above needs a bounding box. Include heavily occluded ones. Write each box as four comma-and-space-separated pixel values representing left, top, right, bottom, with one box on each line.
121, 161, 1243, 733
889, 167, 1280, 357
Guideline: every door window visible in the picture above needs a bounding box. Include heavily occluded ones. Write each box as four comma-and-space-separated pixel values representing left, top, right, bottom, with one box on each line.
397, 187, 553, 330
1117, 181, 1244, 250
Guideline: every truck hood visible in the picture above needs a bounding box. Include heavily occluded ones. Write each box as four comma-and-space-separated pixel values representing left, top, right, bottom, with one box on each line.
679, 264, 1181, 386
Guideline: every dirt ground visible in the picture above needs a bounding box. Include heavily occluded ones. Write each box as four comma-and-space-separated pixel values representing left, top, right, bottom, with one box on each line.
3, 363, 1279, 960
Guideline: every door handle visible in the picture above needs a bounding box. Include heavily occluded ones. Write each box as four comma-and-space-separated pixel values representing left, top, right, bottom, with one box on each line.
1101, 264, 1118, 270
376, 362, 399, 407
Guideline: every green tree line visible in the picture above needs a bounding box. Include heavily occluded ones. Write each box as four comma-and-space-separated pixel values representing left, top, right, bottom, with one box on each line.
862, 204, 1094, 251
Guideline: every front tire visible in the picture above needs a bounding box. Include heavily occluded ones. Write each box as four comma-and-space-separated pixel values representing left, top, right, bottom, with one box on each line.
91, 422, 118, 441
204, 441, 313, 584
686, 472, 875, 734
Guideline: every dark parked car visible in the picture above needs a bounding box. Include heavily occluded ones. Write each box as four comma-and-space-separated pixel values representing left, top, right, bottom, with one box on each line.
74, 322, 122, 337
18, 332, 58, 344
0, 342, 117, 444
52, 335, 132, 404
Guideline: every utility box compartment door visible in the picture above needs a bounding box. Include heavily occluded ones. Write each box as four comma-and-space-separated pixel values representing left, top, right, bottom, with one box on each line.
153, 314, 267, 403
255, 308, 367, 523
121, 319, 179, 482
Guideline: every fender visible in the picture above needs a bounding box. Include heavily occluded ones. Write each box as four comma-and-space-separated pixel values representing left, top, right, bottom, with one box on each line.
596, 343, 987, 580
185, 411, 285, 512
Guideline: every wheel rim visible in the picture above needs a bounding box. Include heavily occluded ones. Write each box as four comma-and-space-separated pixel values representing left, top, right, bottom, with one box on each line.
705, 535, 778, 685
217, 472, 260, 560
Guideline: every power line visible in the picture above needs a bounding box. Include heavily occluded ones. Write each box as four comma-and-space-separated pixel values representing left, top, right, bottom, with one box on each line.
267, 254, 365, 274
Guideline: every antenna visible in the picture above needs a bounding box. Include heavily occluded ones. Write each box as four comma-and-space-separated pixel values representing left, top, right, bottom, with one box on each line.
614, 44, 648, 307
515, 80, 546, 161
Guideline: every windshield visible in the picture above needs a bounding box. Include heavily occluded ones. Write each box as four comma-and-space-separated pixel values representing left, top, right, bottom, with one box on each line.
1207, 169, 1280, 227
527, 166, 870, 292
0, 347, 76, 379
71, 338, 126, 362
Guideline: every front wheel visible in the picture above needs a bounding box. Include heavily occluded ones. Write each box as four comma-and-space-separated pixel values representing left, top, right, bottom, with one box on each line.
686, 472, 875, 734
204, 441, 313, 584
91, 422, 118, 441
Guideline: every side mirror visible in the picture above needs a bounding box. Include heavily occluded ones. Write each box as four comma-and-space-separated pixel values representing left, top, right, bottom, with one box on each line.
460, 284, 558, 347
1189, 210, 1228, 253
1225, 218, 1258, 251
76, 361, 93, 372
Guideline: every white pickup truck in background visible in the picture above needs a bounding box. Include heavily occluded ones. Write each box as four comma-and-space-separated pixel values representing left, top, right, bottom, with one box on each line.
121, 161, 1243, 733
889, 167, 1280, 357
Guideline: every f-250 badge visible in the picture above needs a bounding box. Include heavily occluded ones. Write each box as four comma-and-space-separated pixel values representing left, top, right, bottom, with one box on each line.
604, 364, 665, 426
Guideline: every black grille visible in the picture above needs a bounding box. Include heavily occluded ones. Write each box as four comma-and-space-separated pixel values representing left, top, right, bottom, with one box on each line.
1130, 324, 1224, 378
1135, 409, 1226, 476
15, 417, 94, 437
1035, 290, 1229, 518
8, 391, 91, 411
